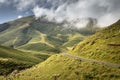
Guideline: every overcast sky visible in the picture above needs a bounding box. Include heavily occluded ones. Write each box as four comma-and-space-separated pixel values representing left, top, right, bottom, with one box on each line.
0, 0, 120, 27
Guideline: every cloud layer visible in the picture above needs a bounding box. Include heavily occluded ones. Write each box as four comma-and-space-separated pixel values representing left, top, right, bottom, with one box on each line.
32, 0, 120, 27
0, 0, 120, 28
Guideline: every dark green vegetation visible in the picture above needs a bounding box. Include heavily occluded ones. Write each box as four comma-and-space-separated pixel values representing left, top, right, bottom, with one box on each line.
0, 16, 99, 53
72, 20, 120, 64
0, 45, 49, 76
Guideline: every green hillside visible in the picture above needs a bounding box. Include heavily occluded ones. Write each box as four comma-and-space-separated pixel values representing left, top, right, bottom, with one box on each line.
0, 45, 49, 76
0, 16, 99, 78
0, 20, 119, 80
3, 54, 119, 80
18, 43, 61, 53
0, 16, 99, 53
72, 20, 120, 64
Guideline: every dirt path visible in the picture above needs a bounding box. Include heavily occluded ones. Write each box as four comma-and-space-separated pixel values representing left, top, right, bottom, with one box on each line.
28, 31, 54, 48
61, 53, 120, 68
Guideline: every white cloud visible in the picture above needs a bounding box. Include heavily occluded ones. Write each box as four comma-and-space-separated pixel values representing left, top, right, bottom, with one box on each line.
1, 0, 120, 27
32, 0, 120, 28
16, 0, 37, 11
18, 15, 23, 19
98, 13, 118, 27
0, 0, 5, 3
0, 0, 9, 4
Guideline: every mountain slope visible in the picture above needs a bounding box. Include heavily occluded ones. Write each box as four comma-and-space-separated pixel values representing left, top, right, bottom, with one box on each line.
0, 16, 99, 53
0, 45, 49, 75
4, 54, 120, 80
72, 20, 120, 64
1, 20, 120, 80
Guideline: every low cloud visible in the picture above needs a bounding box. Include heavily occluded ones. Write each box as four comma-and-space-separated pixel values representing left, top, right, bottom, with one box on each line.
16, 0, 37, 11
0, 0, 10, 4
0, 0, 120, 28
0, 0, 5, 3
32, 0, 120, 28
18, 15, 23, 19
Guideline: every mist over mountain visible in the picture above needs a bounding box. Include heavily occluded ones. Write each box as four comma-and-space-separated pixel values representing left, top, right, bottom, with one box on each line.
0, 0, 120, 27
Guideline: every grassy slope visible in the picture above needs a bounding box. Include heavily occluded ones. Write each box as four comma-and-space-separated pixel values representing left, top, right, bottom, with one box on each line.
2, 20, 119, 80
3, 54, 120, 80
0, 45, 49, 75
63, 34, 85, 47
0, 16, 34, 47
0, 46, 40, 64
0, 16, 99, 53
72, 20, 120, 64
18, 43, 61, 53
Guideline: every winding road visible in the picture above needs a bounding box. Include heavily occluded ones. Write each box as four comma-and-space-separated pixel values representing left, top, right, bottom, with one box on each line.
61, 53, 120, 68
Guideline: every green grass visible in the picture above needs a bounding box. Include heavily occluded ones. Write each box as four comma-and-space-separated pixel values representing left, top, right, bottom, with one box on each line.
18, 42, 61, 53
0, 46, 40, 63
72, 20, 120, 64
63, 34, 85, 47
0, 45, 49, 76
3, 54, 120, 80
0, 16, 97, 53
0, 59, 31, 76
0, 15, 105, 80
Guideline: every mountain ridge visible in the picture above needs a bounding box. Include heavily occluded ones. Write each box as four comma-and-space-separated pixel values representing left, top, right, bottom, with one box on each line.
72, 20, 120, 64
0, 15, 100, 53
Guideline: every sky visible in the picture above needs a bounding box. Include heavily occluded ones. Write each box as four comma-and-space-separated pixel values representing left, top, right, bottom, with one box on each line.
0, 0, 120, 28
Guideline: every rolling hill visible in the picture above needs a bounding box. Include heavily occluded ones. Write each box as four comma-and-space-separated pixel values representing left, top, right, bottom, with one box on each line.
72, 20, 120, 64
0, 45, 49, 76
0, 16, 100, 77
0, 16, 99, 53
1, 19, 119, 80
3, 55, 119, 80
0, 15, 100, 77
